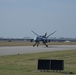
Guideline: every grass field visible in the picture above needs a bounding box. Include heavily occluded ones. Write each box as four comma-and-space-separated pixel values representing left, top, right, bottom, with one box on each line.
0, 41, 76, 46
0, 50, 76, 75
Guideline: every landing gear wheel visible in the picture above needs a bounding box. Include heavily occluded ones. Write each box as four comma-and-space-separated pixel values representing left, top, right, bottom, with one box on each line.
33, 45, 35, 47
46, 45, 48, 47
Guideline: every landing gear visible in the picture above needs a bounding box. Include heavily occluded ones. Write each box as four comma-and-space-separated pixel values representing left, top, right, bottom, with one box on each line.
33, 42, 48, 47
46, 45, 48, 47
33, 42, 39, 47
33, 42, 37, 47
44, 43, 48, 47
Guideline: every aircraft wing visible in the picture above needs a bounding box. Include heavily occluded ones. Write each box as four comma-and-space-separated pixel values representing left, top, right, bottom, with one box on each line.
31, 30, 39, 36
47, 31, 56, 38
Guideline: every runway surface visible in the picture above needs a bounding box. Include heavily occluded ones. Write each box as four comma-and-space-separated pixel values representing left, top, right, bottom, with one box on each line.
0, 45, 76, 56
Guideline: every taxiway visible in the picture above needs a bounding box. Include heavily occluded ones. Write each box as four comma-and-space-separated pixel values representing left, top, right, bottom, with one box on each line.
0, 45, 76, 56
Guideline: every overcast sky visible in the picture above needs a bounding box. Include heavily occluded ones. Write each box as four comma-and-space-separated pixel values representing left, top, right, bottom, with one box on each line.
0, 0, 76, 38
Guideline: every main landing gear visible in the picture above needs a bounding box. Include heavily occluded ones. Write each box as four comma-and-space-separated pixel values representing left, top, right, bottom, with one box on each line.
33, 42, 48, 47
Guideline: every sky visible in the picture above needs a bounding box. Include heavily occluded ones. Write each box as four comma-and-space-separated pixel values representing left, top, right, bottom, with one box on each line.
0, 0, 76, 38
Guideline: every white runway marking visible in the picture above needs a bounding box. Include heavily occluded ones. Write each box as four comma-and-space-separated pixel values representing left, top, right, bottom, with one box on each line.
0, 45, 76, 56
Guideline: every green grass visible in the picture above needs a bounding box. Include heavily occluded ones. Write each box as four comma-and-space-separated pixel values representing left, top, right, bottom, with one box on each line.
0, 50, 76, 75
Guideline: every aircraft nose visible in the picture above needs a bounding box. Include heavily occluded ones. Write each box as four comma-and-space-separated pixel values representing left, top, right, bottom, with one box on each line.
34, 37, 37, 41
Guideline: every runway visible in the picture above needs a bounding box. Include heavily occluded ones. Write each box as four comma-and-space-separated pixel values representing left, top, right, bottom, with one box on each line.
0, 45, 76, 56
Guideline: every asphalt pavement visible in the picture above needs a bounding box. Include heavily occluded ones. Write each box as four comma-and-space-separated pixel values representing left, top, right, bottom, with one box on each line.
0, 45, 76, 56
